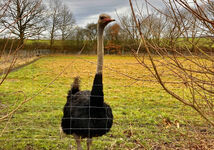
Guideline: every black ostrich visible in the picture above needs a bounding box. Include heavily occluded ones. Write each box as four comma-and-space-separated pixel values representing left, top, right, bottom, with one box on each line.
61, 14, 115, 150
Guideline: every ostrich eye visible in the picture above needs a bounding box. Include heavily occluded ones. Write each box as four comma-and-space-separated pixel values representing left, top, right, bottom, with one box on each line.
100, 16, 105, 20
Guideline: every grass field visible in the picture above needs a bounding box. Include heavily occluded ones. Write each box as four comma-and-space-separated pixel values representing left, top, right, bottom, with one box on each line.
0, 55, 213, 150
25, 39, 72, 47
0, 56, 39, 73
24, 37, 214, 50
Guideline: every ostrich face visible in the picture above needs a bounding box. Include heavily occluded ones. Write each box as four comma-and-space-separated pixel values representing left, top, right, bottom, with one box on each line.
98, 14, 115, 27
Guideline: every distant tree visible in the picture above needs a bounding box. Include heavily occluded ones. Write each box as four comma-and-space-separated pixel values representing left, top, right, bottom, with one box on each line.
0, 0, 45, 45
204, 1, 214, 49
72, 26, 86, 51
59, 4, 75, 41
81, 23, 97, 53
85, 23, 97, 41
106, 23, 120, 41
119, 14, 139, 40
162, 8, 189, 49
46, 0, 62, 50
185, 11, 203, 52
0, 0, 11, 35
141, 12, 167, 46
105, 23, 121, 54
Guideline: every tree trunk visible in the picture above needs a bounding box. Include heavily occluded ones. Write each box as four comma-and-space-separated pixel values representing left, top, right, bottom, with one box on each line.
19, 31, 25, 45
50, 24, 55, 51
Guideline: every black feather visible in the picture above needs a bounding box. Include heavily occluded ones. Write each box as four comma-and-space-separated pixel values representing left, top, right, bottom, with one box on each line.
66, 77, 80, 102
71, 77, 80, 94
90, 73, 104, 107
61, 74, 113, 138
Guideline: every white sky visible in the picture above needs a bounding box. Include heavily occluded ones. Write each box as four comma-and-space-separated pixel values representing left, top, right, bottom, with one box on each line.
57, 0, 165, 27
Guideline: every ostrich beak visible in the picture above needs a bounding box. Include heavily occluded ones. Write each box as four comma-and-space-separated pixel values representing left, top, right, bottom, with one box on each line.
110, 19, 115, 22
105, 18, 115, 22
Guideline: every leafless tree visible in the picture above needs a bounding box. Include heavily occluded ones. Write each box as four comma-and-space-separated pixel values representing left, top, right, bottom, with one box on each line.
175, 0, 214, 31
59, 4, 75, 41
129, 0, 214, 126
106, 23, 120, 41
139, 12, 167, 47
47, 0, 62, 50
116, 13, 143, 54
84, 23, 97, 41
0, 0, 43, 86
69, 26, 87, 52
117, 13, 139, 41
0, 0, 45, 45
0, 0, 12, 34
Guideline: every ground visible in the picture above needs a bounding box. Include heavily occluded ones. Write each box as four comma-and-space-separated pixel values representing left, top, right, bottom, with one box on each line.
0, 55, 38, 73
0, 55, 213, 150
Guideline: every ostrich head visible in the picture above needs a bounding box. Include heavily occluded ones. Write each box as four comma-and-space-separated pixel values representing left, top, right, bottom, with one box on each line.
98, 14, 115, 28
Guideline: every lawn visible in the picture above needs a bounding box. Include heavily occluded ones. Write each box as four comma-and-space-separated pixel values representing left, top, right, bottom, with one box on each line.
0, 55, 213, 150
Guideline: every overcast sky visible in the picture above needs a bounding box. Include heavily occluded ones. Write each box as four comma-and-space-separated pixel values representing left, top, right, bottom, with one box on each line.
58, 0, 165, 27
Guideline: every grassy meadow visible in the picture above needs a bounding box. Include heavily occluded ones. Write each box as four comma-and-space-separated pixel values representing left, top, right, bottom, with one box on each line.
23, 37, 214, 53
0, 55, 213, 149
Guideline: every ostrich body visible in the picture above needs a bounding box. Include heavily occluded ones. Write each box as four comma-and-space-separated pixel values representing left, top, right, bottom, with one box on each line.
61, 14, 115, 150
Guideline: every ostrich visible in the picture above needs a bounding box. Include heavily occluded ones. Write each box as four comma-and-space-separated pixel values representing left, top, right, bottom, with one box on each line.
61, 14, 115, 150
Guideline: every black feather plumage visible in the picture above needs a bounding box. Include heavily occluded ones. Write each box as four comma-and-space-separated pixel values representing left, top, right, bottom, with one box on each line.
61, 74, 113, 138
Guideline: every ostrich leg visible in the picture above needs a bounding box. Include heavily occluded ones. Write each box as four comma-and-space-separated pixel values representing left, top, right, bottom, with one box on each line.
73, 134, 83, 150
87, 138, 92, 150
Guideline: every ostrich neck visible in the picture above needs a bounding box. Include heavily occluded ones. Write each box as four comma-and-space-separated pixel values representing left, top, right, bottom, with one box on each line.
90, 24, 104, 107
96, 25, 104, 74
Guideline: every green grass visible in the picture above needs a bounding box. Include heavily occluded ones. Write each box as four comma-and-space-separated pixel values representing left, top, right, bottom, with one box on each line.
175, 37, 214, 48
25, 39, 50, 45
25, 39, 75, 47
25, 37, 214, 49
0, 55, 213, 149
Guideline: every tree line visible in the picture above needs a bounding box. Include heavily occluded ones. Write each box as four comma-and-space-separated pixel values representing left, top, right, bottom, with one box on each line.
0, 0, 213, 54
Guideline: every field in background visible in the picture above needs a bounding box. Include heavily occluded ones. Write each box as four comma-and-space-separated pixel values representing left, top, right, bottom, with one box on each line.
24, 38, 214, 54
0, 55, 213, 149
25, 38, 214, 46
0, 55, 39, 73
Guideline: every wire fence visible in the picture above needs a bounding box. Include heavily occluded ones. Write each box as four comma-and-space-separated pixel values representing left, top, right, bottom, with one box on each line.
0, 55, 213, 149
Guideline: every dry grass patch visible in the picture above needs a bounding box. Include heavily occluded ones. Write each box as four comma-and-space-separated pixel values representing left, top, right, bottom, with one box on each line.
0, 55, 39, 73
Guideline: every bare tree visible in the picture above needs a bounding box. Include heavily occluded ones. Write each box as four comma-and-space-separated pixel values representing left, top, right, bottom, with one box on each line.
0, 0, 43, 87
106, 23, 120, 41
0, 0, 12, 35
59, 4, 75, 41
47, 0, 62, 50
69, 26, 86, 52
129, 0, 214, 126
118, 14, 139, 41
176, 0, 214, 31
0, 0, 45, 45
84, 23, 97, 41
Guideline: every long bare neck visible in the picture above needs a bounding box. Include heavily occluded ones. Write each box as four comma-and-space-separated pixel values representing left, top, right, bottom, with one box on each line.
96, 24, 104, 74
90, 24, 104, 107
